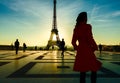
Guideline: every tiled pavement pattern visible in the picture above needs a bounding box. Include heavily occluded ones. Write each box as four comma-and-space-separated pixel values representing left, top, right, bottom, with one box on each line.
0, 50, 120, 83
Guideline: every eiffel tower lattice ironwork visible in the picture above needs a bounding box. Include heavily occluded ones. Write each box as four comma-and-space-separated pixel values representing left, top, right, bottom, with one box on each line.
46, 0, 61, 49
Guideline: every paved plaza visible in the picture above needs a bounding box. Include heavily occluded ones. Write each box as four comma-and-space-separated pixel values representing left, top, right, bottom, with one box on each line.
0, 50, 120, 83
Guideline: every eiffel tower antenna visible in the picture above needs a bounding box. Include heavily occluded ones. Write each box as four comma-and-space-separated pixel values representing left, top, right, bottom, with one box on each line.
53, 0, 57, 29
46, 0, 61, 49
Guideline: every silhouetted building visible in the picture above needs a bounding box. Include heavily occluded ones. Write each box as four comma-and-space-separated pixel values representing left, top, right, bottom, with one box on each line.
46, 0, 61, 50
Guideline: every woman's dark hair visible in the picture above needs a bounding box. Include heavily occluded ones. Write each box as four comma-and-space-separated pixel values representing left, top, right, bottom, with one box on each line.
76, 12, 87, 26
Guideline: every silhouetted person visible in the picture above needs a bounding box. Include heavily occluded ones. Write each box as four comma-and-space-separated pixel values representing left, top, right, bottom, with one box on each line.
52, 45, 54, 50
23, 43, 27, 52
14, 39, 20, 55
72, 12, 102, 83
35, 46, 37, 50
98, 44, 102, 56
60, 38, 65, 58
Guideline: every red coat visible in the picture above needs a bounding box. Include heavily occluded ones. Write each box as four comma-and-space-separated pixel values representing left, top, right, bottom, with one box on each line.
72, 23, 101, 72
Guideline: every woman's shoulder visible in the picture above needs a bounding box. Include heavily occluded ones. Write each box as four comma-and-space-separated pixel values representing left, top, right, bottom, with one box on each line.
86, 24, 92, 28
74, 27, 78, 32
85, 24, 92, 30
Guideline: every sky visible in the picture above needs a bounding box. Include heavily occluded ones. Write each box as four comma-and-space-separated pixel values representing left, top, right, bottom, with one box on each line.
0, 0, 120, 46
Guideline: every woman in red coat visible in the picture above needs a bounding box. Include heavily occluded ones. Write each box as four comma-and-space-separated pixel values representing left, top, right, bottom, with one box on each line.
72, 12, 102, 83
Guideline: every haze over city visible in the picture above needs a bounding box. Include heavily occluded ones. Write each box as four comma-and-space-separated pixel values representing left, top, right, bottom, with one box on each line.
0, 0, 120, 46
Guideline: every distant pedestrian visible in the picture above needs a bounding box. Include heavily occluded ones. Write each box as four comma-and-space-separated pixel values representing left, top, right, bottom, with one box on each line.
60, 38, 65, 58
14, 39, 20, 54
23, 43, 27, 52
72, 12, 102, 83
98, 44, 102, 56
35, 46, 37, 50
52, 45, 54, 50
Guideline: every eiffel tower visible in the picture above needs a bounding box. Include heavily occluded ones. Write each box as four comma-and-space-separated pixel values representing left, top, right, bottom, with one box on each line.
46, 0, 61, 49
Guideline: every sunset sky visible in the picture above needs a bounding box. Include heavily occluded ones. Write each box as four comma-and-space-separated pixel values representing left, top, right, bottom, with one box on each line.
0, 0, 120, 46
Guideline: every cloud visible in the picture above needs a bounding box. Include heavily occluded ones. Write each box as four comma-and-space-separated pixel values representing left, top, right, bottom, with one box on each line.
89, 4, 119, 23
112, 11, 120, 17
0, 0, 120, 46
1, 0, 52, 18
0, 0, 54, 29
89, 4, 104, 23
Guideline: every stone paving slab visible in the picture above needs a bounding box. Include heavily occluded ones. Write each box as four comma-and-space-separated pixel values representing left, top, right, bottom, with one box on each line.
0, 50, 120, 83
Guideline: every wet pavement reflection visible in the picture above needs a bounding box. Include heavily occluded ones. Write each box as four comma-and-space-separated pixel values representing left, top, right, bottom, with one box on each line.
0, 50, 120, 83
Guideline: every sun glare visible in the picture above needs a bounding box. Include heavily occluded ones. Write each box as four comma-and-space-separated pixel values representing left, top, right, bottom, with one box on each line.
53, 34, 56, 41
